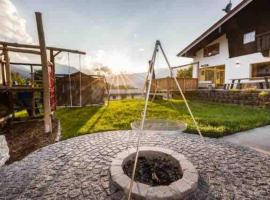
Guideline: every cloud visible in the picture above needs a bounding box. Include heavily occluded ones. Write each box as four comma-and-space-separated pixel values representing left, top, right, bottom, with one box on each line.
0, 0, 33, 44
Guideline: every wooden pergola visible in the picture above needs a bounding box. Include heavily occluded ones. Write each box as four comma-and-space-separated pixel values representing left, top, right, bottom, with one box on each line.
0, 12, 86, 133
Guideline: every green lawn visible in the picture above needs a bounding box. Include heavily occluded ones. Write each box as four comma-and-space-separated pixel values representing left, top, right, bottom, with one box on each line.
55, 99, 270, 140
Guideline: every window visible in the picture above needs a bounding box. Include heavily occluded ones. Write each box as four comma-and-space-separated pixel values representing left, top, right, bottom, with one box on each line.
203, 43, 220, 57
243, 31, 256, 44
251, 62, 270, 78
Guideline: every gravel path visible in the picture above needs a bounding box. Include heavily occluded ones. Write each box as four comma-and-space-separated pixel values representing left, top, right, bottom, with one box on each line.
0, 130, 270, 200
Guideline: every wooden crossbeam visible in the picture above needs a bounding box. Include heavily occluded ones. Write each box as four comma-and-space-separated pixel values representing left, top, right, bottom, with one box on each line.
0, 41, 86, 55
53, 50, 62, 57
0, 46, 41, 55
10, 62, 42, 66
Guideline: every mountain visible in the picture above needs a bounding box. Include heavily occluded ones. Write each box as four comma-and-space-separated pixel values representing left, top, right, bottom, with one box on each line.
10, 65, 30, 78
55, 63, 78, 75
10, 62, 175, 90
107, 68, 174, 89
10, 63, 79, 77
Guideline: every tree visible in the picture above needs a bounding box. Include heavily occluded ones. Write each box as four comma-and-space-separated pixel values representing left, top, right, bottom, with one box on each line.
93, 64, 112, 76
11, 72, 27, 85
176, 66, 192, 78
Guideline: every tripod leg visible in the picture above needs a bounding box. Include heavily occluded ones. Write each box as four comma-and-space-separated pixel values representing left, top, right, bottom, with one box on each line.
158, 41, 203, 139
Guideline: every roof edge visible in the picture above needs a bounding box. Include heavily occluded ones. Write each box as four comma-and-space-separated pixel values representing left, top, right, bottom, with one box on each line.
177, 0, 254, 57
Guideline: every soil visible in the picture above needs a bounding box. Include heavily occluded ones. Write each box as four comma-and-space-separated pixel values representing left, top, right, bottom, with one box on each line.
0, 118, 58, 164
123, 156, 182, 186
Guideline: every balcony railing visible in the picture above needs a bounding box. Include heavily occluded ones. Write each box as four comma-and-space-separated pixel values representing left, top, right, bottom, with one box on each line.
257, 31, 270, 55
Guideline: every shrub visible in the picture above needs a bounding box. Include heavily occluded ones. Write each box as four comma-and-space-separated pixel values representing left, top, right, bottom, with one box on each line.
259, 91, 269, 98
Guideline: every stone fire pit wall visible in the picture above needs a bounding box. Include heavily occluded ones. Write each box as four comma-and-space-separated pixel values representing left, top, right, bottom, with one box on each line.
110, 147, 198, 200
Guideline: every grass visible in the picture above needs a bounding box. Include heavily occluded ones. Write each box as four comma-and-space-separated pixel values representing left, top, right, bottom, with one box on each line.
55, 99, 270, 140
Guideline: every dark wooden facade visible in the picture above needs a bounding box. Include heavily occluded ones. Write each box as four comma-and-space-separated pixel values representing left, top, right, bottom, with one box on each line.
225, 0, 270, 58
181, 0, 270, 58
56, 72, 106, 106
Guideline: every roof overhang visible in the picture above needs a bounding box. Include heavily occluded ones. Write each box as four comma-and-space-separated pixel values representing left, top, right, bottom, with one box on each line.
177, 0, 254, 57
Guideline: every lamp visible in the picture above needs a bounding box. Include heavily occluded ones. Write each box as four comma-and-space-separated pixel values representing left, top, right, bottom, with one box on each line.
235, 61, 240, 68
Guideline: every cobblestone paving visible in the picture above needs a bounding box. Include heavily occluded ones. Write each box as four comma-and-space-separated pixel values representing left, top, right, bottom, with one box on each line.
0, 131, 270, 200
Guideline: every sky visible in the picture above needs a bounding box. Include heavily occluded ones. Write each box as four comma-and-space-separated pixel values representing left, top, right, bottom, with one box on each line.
1, 0, 242, 74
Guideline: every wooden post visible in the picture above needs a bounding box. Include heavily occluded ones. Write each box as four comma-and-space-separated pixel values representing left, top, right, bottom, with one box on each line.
167, 77, 170, 99
265, 77, 270, 89
50, 49, 58, 108
183, 78, 186, 92
30, 64, 34, 86
0, 58, 6, 85
3, 45, 11, 87
35, 12, 52, 133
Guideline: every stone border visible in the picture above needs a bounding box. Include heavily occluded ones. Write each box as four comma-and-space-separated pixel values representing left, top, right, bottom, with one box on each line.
110, 147, 198, 200
0, 135, 9, 167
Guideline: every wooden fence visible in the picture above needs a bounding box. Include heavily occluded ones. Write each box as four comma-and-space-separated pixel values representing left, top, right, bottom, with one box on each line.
151, 77, 198, 92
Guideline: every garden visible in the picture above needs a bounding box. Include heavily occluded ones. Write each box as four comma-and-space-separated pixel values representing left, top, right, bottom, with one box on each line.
55, 99, 270, 140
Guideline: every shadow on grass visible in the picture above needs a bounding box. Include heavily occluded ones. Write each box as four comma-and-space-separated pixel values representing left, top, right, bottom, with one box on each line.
56, 106, 103, 139
86, 106, 107, 131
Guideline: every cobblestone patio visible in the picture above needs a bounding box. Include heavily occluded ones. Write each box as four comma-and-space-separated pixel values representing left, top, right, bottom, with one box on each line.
0, 130, 270, 199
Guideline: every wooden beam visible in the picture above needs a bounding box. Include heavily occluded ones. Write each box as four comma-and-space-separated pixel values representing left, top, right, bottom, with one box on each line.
49, 49, 55, 66
0, 42, 40, 49
3, 45, 11, 87
10, 62, 42, 66
0, 47, 41, 55
0, 40, 86, 55
53, 50, 62, 58
50, 47, 86, 55
35, 12, 52, 133
171, 62, 200, 70
0, 59, 6, 85
30, 65, 34, 86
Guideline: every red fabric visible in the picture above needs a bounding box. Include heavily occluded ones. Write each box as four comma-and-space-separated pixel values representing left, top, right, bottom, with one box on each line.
48, 63, 56, 111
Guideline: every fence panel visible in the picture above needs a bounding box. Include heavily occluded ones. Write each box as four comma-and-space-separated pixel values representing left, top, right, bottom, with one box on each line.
151, 77, 198, 92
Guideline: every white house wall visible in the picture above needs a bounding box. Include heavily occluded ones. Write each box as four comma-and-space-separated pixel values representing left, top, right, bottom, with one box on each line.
192, 34, 270, 83
226, 53, 270, 83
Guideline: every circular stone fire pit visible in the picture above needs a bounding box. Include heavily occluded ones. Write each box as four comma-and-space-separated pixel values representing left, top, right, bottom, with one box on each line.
110, 147, 198, 200
131, 119, 187, 131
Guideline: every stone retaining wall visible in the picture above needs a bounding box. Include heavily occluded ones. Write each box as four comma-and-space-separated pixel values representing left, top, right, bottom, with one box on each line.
174, 90, 270, 106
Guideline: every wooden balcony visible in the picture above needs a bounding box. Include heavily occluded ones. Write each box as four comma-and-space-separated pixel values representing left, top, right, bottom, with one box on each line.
257, 31, 270, 56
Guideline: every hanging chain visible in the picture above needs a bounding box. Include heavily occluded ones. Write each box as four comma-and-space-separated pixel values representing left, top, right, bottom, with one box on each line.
67, 52, 73, 107
79, 54, 82, 107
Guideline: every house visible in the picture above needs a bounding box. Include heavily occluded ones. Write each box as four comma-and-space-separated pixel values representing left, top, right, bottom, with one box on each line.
177, 0, 270, 89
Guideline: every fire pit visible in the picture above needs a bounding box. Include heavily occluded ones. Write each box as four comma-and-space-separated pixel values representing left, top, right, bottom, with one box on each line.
110, 147, 198, 200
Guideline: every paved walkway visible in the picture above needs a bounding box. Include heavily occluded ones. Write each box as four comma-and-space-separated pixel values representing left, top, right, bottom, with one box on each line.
0, 131, 270, 199
222, 126, 270, 154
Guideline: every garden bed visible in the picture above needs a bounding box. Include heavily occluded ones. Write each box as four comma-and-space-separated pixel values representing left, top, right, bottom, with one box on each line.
1, 119, 58, 164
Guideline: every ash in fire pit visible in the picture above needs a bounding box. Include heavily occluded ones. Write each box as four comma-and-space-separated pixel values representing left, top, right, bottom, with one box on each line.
123, 155, 182, 186
110, 147, 198, 200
